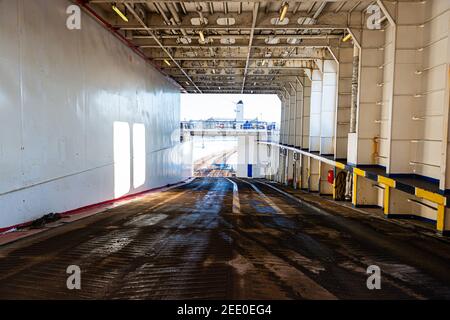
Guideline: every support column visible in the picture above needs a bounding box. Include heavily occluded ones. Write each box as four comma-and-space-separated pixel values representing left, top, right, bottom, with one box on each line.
295, 78, 304, 148
289, 84, 296, 147
280, 97, 287, 145
302, 76, 311, 149
347, 26, 385, 166
294, 79, 304, 189
386, 1, 419, 175
335, 44, 353, 159
286, 84, 297, 185
320, 59, 338, 156
309, 69, 323, 152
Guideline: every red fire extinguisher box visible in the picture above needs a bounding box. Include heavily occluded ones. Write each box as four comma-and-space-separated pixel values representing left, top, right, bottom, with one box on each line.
327, 170, 334, 184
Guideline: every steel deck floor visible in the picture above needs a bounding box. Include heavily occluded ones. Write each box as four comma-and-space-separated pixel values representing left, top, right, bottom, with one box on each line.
1, 177, 450, 300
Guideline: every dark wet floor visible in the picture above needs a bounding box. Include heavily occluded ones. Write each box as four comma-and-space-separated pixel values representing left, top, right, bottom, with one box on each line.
1, 177, 450, 299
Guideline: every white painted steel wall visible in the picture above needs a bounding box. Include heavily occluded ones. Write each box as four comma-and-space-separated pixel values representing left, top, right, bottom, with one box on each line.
0, 0, 192, 229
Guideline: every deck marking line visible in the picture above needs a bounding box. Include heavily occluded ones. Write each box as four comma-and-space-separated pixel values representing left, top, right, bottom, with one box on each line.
225, 178, 241, 214
237, 179, 286, 215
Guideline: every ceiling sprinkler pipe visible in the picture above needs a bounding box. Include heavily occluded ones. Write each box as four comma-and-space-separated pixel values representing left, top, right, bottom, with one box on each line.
196, 4, 206, 25
167, 3, 188, 37
154, 2, 171, 25
167, 3, 181, 24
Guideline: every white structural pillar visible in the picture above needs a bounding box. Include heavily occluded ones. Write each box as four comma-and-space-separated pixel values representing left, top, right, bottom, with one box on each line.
286, 85, 297, 184
309, 69, 323, 152
348, 27, 384, 165
302, 75, 311, 149
295, 78, 304, 148
442, 8, 450, 193
320, 59, 338, 155
289, 84, 297, 147
334, 44, 354, 160
386, 2, 419, 174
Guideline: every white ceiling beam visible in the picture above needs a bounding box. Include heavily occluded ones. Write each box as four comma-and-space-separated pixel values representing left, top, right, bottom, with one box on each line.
241, 2, 260, 93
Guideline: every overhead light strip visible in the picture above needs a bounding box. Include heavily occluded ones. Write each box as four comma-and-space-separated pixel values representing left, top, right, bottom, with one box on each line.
279, 3, 289, 22
112, 4, 128, 22
342, 33, 352, 42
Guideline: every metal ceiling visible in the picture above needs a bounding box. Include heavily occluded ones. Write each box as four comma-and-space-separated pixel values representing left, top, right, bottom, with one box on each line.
79, 1, 373, 95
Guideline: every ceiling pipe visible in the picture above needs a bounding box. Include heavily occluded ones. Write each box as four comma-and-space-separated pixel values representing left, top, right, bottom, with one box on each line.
241, 2, 260, 93
195, 3, 206, 25
166, 2, 181, 24
166, 2, 188, 37
209, 2, 214, 14
151, 2, 178, 35
312, 1, 327, 20
152, 2, 170, 25
177, 2, 186, 14
124, 2, 202, 93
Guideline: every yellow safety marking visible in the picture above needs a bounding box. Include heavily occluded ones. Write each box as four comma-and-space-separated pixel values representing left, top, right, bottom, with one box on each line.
332, 179, 336, 199
352, 173, 357, 205
383, 186, 390, 215
378, 175, 396, 188
415, 188, 446, 206
335, 162, 345, 170
353, 168, 365, 177
437, 205, 445, 232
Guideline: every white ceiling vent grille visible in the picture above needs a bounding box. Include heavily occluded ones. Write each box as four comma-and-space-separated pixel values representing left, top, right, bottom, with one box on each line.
265, 36, 280, 45
216, 17, 236, 26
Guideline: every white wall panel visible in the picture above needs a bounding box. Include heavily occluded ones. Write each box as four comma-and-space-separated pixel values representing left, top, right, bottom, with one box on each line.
0, 0, 190, 228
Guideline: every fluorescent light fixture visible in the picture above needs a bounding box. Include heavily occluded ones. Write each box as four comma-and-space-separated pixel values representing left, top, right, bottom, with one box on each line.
163, 59, 171, 66
279, 3, 289, 22
112, 4, 129, 22
342, 33, 352, 42
199, 31, 205, 42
